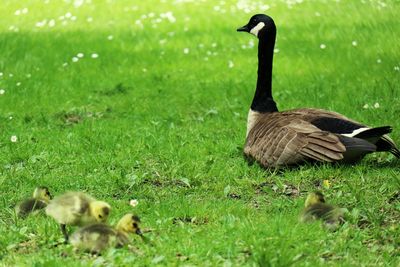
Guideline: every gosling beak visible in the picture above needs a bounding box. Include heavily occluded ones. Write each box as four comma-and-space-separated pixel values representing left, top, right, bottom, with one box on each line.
135, 229, 143, 236
237, 24, 249, 32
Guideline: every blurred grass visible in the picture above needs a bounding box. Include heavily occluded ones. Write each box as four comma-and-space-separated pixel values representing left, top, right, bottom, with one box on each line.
0, 0, 399, 266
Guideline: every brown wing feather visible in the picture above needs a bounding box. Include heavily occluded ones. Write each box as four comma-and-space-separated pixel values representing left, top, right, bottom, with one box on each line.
244, 111, 346, 167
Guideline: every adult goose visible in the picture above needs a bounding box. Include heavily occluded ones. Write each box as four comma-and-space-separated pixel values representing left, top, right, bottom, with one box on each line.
237, 14, 399, 168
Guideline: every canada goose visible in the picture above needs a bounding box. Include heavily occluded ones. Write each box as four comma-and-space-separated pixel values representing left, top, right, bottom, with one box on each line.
300, 191, 346, 230
15, 186, 52, 218
45, 192, 111, 242
70, 213, 142, 254
237, 14, 400, 168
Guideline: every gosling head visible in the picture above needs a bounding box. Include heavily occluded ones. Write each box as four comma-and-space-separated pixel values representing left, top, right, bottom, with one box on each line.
305, 191, 325, 208
90, 201, 111, 223
33, 186, 52, 203
237, 14, 276, 38
116, 213, 142, 236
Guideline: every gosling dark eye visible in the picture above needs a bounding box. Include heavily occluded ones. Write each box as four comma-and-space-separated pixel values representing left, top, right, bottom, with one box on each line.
99, 215, 103, 219
133, 223, 138, 228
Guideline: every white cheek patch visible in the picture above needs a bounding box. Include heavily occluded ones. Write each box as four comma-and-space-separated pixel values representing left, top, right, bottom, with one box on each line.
250, 22, 265, 37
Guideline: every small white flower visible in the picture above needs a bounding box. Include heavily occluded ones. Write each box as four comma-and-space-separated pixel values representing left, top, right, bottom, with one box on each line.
9, 73, 14, 77
22, 8, 28, 14
0, 72, 3, 77
352, 41, 357, 46
0, 89, 5, 95
183, 48, 190, 54
72, 57, 79, 62
77, 53, 84, 58
274, 48, 280, 53
48, 19, 55, 27
211, 43, 217, 48
11, 135, 18, 142
228, 60, 234, 68
62, 62, 68, 67
320, 44, 326, 49
15, 10, 21, 16
65, 12, 72, 18
129, 199, 139, 207
374, 102, 380, 108
394, 66, 400, 71
248, 39, 255, 48
377, 59, 382, 64
9, 116, 13, 120
363, 103, 369, 109
142, 68, 147, 72
107, 35, 113, 40
16, 82, 21, 86
91, 53, 99, 58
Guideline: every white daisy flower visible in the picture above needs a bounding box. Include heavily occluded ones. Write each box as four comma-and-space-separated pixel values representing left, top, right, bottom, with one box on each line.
11, 135, 18, 142
129, 199, 139, 207
48, 19, 55, 27
107, 35, 113, 40
91, 53, 99, 58
320, 44, 326, 49
183, 48, 190, 54
377, 59, 382, 64
0, 89, 5, 95
374, 102, 380, 108
72, 57, 79, 62
352, 41, 357, 46
363, 103, 369, 109
77, 53, 84, 58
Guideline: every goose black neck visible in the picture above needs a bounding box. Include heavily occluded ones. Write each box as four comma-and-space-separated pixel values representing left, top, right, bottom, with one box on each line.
251, 28, 278, 113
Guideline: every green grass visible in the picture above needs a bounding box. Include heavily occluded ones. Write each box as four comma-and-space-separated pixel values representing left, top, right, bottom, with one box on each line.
1, 0, 399, 266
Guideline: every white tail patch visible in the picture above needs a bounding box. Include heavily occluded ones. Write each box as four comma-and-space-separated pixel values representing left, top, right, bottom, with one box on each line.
341, 127, 370, 137
250, 22, 265, 37
246, 109, 261, 137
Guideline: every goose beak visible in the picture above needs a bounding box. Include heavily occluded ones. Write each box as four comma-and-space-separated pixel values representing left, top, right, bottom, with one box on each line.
135, 229, 143, 236
237, 25, 249, 32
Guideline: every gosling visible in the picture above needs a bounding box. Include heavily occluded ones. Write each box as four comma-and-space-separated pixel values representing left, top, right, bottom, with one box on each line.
300, 191, 347, 230
70, 213, 142, 254
45, 191, 111, 242
15, 186, 52, 218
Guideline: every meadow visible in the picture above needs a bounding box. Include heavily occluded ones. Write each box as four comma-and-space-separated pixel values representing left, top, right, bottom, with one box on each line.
0, 0, 399, 266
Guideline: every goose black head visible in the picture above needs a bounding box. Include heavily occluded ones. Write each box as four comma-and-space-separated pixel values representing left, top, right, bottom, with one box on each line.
237, 14, 276, 38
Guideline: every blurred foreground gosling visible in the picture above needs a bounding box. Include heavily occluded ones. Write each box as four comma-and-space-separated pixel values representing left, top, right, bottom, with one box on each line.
45, 192, 111, 242
300, 191, 347, 230
70, 213, 142, 254
16, 186, 52, 218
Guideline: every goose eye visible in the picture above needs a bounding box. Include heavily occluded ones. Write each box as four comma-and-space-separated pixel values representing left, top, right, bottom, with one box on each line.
98, 214, 103, 219
133, 223, 138, 228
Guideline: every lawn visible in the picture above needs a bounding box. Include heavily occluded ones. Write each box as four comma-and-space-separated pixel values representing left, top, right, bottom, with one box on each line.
0, 0, 399, 266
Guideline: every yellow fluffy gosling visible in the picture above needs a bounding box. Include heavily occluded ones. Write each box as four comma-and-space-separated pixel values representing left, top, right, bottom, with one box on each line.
70, 213, 142, 254
45, 192, 111, 242
300, 191, 347, 230
15, 186, 52, 218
